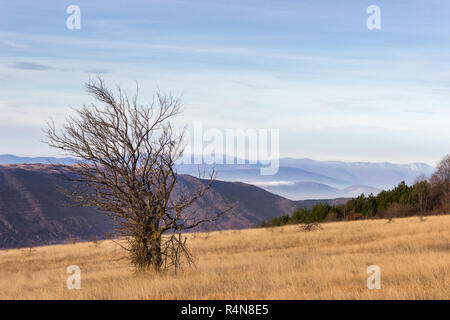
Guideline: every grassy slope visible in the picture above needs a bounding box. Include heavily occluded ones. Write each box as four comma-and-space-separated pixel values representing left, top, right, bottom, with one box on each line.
0, 215, 448, 299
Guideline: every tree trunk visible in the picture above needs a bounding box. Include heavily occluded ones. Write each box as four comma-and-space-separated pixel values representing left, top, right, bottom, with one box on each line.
150, 235, 162, 271
148, 217, 162, 272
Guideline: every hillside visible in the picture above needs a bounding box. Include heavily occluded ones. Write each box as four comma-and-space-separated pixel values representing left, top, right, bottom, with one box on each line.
0, 164, 341, 248
0, 164, 113, 249
0, 215, 448, 299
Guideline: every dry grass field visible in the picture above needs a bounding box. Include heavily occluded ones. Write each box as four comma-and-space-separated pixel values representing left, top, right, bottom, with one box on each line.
0, 215, 448, 299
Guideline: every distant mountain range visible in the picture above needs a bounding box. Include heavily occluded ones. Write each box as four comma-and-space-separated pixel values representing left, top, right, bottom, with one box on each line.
177, 157, 435, 200
0, 154, 436, 200
251, 181, 380, 200
0, 163, 344, 248
0, 154, 77, 165
278, 158, 434, 189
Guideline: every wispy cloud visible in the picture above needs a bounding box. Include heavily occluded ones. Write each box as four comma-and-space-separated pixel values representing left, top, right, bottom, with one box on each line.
0, 39, 26, 49
404, 109, 435, 115
7, 61, 110, 74
89, 19, 166, 27
9, 62, 56, 71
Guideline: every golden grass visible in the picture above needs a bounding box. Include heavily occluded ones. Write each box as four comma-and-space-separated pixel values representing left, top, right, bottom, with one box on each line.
0, 215, 449, 299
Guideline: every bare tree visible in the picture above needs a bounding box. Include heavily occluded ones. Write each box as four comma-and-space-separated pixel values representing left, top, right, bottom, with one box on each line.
413, 174, 430, 221
45, 78, 224, 272
436, 154, 450, 189
381, 202, 415, 222
298, 221, 322, 232
432, 154, 450, 213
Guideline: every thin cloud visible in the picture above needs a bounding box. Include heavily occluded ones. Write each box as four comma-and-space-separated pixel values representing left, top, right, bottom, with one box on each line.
8, 61, 110, 74
9, 62, 54, 71
0, 39, 26, 49
89, 19, 166, 27
404, 109, 435, 115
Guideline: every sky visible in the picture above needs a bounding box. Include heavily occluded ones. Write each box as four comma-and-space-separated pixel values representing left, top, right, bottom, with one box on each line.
1, 0, 450, 165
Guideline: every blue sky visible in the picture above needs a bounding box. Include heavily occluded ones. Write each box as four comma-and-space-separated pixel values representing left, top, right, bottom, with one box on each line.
1, 0, 450, 165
